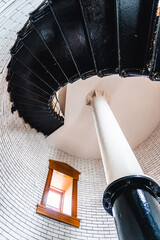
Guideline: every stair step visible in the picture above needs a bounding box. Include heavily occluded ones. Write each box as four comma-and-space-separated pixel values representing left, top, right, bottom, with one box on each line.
28, 114, 64, 135
20, 113, 52, 126
36, 117, 64, 136
49, 0, 96, 79
79, 0, 118, 77
150, 15, 160, 80
8, 72, 50, 100
18, 110, 56, 118
8, 83, 49, 104
42, 120, 64, 136
10, 93, 49, 108
17, 106, 62, 124
30, 3, 79, 83
22, 113, 56, 124
116, 0, 158, 76
7, 58, 54, 95
12, 103, 49, 112
19, 22, 69, 86
11, 40, 61, 91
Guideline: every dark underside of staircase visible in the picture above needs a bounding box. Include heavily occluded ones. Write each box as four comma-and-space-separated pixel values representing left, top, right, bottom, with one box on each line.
6, 0, 160, 136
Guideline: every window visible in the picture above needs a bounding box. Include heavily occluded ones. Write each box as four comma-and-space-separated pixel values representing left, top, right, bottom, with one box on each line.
46, 186, 63, 211
37, 160, 81, 227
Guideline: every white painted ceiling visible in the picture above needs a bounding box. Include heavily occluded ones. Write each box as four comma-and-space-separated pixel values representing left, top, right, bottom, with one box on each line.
47, 75, 160, 159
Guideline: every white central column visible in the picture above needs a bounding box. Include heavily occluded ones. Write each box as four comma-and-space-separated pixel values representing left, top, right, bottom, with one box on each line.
86, 90, 144, 185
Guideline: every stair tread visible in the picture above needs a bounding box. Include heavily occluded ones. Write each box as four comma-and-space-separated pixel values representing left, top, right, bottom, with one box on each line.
11, 40, 61, 91
116, 0, 158, 75
9, 84, 49, 104
9, 72, 50, 100
30, 3, 79, 83
150, 14, 160, 80
49, 0, 96, 79
12, 103, 49, 112
19, 23, 69, 85
8, 58, 55, 95
10, 93, 48, 108
79, 0, 118, 76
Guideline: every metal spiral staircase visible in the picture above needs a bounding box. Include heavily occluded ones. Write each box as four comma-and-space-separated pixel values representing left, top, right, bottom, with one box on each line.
6, 0, 160, 136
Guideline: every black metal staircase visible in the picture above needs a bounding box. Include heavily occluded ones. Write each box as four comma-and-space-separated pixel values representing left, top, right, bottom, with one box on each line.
6, 0, 160, 136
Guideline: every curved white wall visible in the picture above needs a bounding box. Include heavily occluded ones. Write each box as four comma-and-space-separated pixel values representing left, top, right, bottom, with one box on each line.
135, 123, 160, 185
1, 73, 160, 240
0, 76, 118, 239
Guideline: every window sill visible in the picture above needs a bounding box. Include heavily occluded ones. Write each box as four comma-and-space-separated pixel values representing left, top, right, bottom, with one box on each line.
37, 204, 81, 228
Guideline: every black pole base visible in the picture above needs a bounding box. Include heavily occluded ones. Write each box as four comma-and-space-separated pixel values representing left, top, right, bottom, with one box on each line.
103, 175, 160, 240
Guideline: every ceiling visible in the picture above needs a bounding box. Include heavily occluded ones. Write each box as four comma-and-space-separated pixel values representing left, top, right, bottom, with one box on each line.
47, 75, 160, 159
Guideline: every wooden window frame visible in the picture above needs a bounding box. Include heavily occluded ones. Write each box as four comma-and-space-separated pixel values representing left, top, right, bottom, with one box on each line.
37, 160, 81, 227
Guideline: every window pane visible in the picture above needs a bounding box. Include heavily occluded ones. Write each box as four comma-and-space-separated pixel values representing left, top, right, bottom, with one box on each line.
46, 191, 61, 209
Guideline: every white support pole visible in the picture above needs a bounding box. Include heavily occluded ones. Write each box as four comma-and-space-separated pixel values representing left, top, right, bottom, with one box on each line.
86, 90, 144, 185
